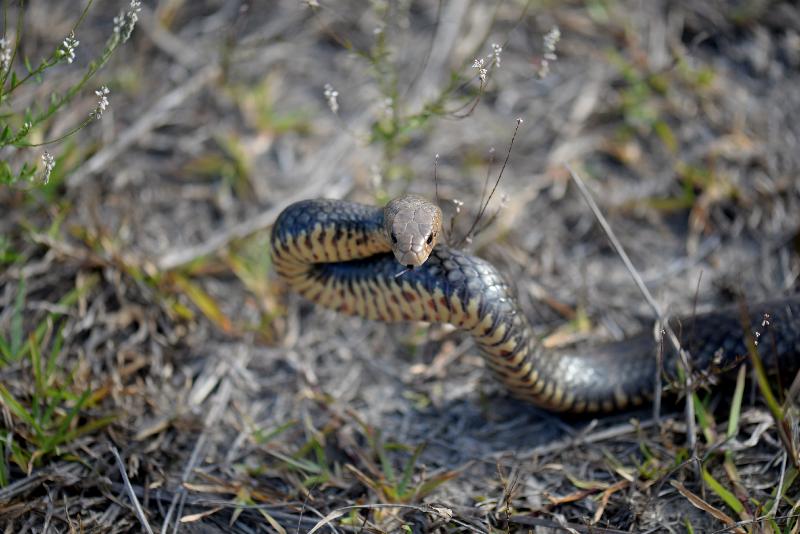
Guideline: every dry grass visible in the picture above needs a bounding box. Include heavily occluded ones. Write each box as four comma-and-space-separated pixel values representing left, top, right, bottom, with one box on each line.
2, 0, 800, 532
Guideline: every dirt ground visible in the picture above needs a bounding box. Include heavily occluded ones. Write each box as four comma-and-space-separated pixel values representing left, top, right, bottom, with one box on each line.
1, 0, 800, 532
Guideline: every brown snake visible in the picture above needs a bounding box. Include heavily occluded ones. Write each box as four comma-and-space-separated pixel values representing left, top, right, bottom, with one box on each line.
271, 195, 800, 413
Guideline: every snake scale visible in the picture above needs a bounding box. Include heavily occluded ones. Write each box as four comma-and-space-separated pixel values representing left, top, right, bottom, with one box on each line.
271, 195, 800, 413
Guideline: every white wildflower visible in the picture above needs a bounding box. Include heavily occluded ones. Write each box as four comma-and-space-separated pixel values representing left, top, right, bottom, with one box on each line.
40, 152, 55, 184
491, 43, 502, 67
59, 32, 79, 64
304, 0, 320, 6
114, 0, 142, 43
538, 26, 561, 78
472, 58, 487, 83
324, 83, 339, 114
113, 13, 124, 33
0, 38, 11, 71
378, 97, 393, 118
91, 86, 110, 119
543, 27, 561, 60
370, 164, 382, 189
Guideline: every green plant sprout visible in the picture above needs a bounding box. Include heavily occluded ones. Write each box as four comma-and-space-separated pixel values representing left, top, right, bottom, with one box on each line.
0, 0, 141, 185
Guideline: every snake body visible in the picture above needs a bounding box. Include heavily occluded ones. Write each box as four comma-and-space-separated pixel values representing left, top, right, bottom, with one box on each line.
271, 197, 800, 413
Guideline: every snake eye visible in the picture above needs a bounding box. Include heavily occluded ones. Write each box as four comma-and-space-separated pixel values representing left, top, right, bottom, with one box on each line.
391, 232, 398, 244
426, 233, 433, 245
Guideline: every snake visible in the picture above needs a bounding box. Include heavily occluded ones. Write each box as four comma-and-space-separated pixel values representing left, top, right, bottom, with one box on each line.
270, 195, 800, 413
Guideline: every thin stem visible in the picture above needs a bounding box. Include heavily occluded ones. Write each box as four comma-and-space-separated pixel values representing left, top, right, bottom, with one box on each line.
19, 116, 92, 147
457, 117, 522, 247
479, 147, 496, 210
72, 0, 95, 31
433, 153, 440, 205
2, 0, 6, 40
0, 0, 24, 95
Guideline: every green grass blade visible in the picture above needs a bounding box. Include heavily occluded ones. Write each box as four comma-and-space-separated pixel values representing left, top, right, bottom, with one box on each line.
0, 335, 12, 363
46, 321, 65, 381
0, 383, 42, 437
40, 388, 90, 452
52, 414, 116, 449
40, 387, 65, 429
692, 393, 715, 445
726, 364, 746, 440
29, 334, 43, 423
398, 443, 425, 497
253, 420, 296, 445
267, 449, 323, 474
0, 433, 8, 487
413, 470, 459, 500
702, 468, 744, 515
9, 278, 25, 358
368, 430, 396, 485
750, 345, 782, 421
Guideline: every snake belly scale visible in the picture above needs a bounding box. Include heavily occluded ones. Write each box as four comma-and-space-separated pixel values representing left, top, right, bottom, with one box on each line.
271, 196, 800, 413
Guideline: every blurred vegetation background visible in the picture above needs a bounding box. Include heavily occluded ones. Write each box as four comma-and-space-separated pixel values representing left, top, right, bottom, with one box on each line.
1, 0, 799, 532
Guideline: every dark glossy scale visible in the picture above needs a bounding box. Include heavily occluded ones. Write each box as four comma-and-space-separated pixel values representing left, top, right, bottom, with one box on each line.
271, 199, 800, 413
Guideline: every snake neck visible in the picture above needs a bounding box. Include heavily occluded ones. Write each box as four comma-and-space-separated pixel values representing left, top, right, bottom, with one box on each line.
272, 199, 390, 277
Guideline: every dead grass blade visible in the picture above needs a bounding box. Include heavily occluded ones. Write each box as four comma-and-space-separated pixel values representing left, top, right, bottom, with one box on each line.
111, 445, 155, 534
671, 480, 745, 534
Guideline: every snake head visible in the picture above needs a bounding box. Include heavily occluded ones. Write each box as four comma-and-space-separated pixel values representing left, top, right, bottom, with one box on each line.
383, 195, 443, 268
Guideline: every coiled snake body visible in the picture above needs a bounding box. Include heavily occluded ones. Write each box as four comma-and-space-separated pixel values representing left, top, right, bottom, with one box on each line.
271, 196, 800, 413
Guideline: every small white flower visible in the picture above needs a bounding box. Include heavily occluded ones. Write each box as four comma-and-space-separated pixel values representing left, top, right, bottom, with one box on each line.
0, 38, 11, 71
378, 97, 393, 118
324, 83, 339, 114
40, 152, 55, 184
472, 58, 487, 82
543, 26, 561, 59
491, 43, 502, 67
114, 0, 142, 43
91, 86, 110, 119
304, 0, 320, 6
369, 164, 382, 189
59, 32, 79, 64
113, 13, 125, 33
124, 0, 142, 41
538, 26, 561, 78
